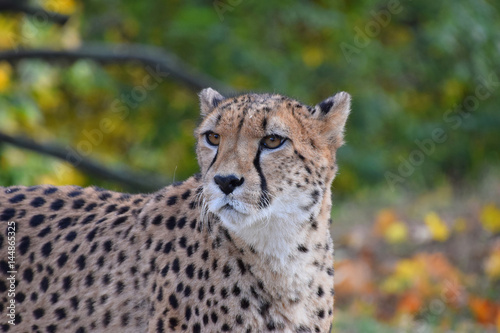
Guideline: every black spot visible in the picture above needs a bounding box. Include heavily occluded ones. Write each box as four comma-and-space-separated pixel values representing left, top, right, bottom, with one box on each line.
317, 309, 325, 318
15, 292, 26, 302
47, 325, 57, 333
40, 276, 49, 292
168, 317, 179, 330
184, 285, 192, 297
58, 253, 68, 267
117, 251, 126, 264
33, 308, 45, 319
50, 199, 65, 211
172, 258, 180, 273
179, 237, 187, 248
103, 310, 112, 326
0, 208, 15, 221
58, 217, 72, 229
102, 274, 111, 285
298, 245, 309, 253
65, 231, 77, 242
81, 214, 96, 225
240, 298, 250, 309
198, 287, 205, 301
50, 292, 59, 304
76, 255, 86, 270
37, 226, 51, 237
177, 217, 187, 229
19, 236, 30, 255
267, 321, 276, 330
84, 203, 97, 212
121, 313, 129, 327
30, 197, 46, 207
76, 327, 86, 333
86, 227, 98, 242
193, 323, 201, 333
326, 267, 334, 276
166, 216, 176, 230
68, 190, 83, 197
181, 190, 191, 200
86, 298, 95, 315
237, 259, 247, 274
211, 312, 218, 323
201, 250, 209, 261
157, 318, 165, 333
152, 215, 163, 225
222, 264, 232, 278
116, 281, 125, 294
232, 284, 241, 296
99, 192, 112, 201
117, 206, 129, 214
103, 240, 113, 252
29, 214, 45, 227
221, 288, 228, 299
41, 241, 52, 257
9, 194, 25, 203
85, 274, 94, 287
169, 294, 179, 309
72, 199, 85, 209
62, 276, 72, 291
167, 196, 178, 206
186, 264, 195, 278
54, 308, 66, 320
44, 187, 58, 195
23, 268, 33, 282
112, 216, 127, 227
317, 286, 324, 297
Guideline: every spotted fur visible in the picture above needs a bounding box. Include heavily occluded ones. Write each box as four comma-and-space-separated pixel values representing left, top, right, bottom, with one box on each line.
0, 88, 350, 332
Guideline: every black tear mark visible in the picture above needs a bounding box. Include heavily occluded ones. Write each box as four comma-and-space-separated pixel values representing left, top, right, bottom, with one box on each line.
253, 148, 271, 208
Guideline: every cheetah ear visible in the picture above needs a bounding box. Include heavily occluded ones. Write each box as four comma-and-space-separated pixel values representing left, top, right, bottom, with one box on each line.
313, 92, 351, 148
199, 88, 225, 117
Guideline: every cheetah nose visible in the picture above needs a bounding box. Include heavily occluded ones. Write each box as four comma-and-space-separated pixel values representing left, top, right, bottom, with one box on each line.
214, 175, 244, 195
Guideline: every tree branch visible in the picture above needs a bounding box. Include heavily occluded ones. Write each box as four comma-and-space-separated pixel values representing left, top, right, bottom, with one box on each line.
0, 131, 170, 192
0, 43, 235, 95
0, 1, 70, 26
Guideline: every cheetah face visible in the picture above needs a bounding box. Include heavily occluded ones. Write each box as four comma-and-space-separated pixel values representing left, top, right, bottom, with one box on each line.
196, 88, 350, 243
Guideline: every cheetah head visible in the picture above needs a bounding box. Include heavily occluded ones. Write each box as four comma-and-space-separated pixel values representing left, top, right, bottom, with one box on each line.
196, 88, 350, 260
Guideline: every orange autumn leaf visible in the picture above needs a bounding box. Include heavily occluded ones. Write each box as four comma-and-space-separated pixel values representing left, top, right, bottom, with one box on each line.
397, 292, 422, 314
334, 259, 374, 298
469, 296, 500, 325
373, 209, 398, 236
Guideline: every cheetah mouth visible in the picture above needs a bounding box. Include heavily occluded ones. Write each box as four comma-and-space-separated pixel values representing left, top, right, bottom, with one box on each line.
213, 199, 250, 217
221, 204, 233, 210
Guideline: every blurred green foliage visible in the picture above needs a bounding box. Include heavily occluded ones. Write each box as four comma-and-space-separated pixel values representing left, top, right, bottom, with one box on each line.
0, 0, 499, 195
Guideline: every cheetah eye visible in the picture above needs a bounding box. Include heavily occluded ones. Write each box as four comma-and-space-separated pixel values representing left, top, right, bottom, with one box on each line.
205, 131, 220, 146
261, 135, 286, 149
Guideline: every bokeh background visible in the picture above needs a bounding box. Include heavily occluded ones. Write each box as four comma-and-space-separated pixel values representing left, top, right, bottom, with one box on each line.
1, 0, 500, 331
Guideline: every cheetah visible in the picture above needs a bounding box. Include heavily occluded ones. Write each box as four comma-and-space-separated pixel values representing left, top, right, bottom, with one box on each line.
0, 88, 350, 332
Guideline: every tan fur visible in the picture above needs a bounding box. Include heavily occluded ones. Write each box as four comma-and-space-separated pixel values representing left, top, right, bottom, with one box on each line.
0, 89, 350, 332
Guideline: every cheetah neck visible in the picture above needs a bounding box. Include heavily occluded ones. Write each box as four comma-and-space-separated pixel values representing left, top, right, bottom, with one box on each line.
213, 191, 334, 291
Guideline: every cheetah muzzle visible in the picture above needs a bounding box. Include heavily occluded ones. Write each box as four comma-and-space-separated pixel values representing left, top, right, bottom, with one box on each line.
0, 88, 350, 333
